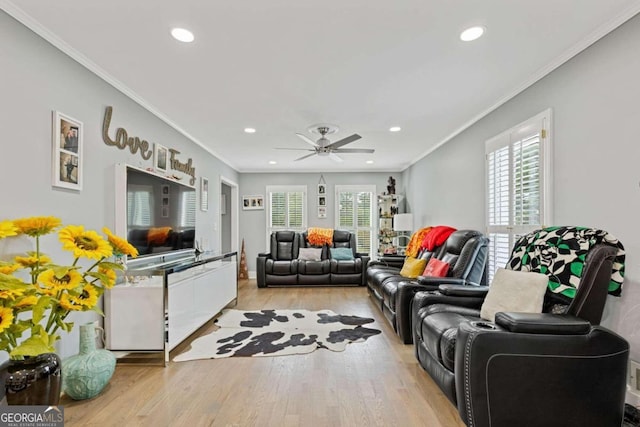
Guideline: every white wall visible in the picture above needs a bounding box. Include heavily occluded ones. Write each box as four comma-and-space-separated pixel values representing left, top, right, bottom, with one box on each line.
239, 172, 402, 272
0, 11, 238, 359
404, 13, 640, 369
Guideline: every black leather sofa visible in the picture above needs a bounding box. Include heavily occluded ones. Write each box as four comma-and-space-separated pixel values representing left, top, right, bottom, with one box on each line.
367, 230, 488, 343
257, 230, 370, 287
412, 228, 629, 427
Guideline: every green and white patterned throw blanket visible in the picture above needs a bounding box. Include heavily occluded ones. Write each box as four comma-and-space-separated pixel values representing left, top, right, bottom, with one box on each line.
507, 226, 625, 299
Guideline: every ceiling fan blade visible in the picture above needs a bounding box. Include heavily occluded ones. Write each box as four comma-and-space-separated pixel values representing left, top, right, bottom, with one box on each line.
296, 133, 319, 147
332, 148, 375, 154
329, 153, 344, 163
294, 152, 318, 161
327, 134, 361, 150
275, 147, 315, 151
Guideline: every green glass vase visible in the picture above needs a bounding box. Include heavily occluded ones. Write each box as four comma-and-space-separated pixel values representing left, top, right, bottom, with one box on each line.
62, 322, 116, 400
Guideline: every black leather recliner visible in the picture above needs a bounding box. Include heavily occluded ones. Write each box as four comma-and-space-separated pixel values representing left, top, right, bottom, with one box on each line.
256, 231, 299, 287
367, 230, 488, 343
329, 230, 370, 286
412, 228, 629, 427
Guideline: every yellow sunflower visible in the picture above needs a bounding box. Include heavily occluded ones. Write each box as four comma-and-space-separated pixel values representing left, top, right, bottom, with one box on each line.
15, 253, 52, 269
13, 216, 61, 237
103, 227, 138, 258
0, 262, 21, 275
59, 293, 83, 311
0, 288, 26, 301
0, 307, 13, 333
38, 268, 83, 291
0, 221, 18, 239
14, 295, 38, 308
76, 284, 99, 308
59, 225, 113, 260
98, 266, 117, 289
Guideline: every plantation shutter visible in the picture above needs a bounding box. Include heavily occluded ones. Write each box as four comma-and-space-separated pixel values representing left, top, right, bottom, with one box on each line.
127, 185, 152, 227
336, 186, 375, 256
180, 191, 196, 227
486, 110, 551, 281
266, 186, 307, 247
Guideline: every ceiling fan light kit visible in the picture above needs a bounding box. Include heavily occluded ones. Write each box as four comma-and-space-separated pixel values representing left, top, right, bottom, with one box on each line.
276, 124, 375, 162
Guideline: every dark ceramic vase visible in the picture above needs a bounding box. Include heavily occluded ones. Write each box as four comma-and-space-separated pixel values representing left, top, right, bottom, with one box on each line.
1, 353, 62, 405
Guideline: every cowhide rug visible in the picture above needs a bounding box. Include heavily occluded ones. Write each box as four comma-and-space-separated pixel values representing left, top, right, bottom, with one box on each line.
173, 309, 381, 361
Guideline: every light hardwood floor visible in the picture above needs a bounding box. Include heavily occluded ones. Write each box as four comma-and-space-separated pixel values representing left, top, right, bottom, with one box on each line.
62, 280, 465, 427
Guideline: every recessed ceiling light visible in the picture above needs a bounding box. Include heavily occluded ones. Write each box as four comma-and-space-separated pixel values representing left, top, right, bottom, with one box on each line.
366, 160, 374, 164
389, 126, 401, 132
244, 128, 256, 134
460, 26, 485, 42
269, 160, 277, 165
171, 28, 195, 43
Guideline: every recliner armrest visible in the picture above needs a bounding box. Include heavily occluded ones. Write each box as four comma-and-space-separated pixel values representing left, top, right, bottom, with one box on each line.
494, 312, 591, 335
438, 284, 489, 298
258, 252, 271, 258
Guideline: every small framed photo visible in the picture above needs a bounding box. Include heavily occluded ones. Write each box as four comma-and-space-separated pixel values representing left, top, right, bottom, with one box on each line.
162, 185, 170, 195
243, 195, 264, 210
318, 207, 327, 218
201, 177, 209, 212
318, 184, 326, 195
52, 111, 83, 190
162, 197, 169, 206
155, 143, 168, 172
318, 196, 326, 206
161, 206, 169, 218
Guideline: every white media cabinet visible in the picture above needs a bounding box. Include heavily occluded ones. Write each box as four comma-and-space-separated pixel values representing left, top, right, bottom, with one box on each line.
105, 250, 237, 364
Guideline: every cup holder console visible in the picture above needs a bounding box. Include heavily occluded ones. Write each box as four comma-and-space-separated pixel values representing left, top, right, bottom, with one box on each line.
473, 321, 497, 330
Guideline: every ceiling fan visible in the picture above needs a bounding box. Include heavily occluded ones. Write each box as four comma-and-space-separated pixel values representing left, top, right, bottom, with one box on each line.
276, 124, 374, 162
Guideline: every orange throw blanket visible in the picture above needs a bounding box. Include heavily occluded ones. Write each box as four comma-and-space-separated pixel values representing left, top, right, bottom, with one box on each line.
307, 227, 334, 246
422, 225, 456, 251
147, 227, 172, 245
405, 227, 432, 258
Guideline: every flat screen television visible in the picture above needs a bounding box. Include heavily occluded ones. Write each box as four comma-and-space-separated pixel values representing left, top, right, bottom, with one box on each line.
121, 166, 196, 258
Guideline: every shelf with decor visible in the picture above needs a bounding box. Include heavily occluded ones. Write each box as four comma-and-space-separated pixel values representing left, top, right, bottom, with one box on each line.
377, 194, 403, 257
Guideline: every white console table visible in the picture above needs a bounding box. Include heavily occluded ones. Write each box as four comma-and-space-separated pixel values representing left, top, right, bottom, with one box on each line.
105, 250, 237, 364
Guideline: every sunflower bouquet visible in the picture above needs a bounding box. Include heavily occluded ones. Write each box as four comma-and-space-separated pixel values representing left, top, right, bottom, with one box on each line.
0, 216, 137, 359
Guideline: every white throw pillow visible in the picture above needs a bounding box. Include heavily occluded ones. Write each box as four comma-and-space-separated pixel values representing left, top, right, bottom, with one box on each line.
480, 268, 548, 322
297, 248, 323, 261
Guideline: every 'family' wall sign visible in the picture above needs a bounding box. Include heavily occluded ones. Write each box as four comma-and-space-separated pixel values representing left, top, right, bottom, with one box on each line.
102, 106, 197, 185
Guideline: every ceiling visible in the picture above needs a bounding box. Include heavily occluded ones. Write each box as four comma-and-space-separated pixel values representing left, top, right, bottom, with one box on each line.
4, 1, 640, 173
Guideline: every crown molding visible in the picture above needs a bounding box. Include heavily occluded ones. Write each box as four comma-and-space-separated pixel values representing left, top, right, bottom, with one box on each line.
407, 1, 640, 170
1, 0, 239, 172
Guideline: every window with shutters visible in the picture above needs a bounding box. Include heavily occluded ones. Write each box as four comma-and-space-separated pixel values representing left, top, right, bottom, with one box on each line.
127, 185, 153, 227
335, 185, 375, 256
266, 185, 307, 245
486, 109, 552, 282
180, 190, 196, 228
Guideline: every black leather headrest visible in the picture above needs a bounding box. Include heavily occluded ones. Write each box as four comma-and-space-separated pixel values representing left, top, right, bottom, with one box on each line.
444, 230, 482, 255
333, 230, 351, 242
275, 231, 296, 242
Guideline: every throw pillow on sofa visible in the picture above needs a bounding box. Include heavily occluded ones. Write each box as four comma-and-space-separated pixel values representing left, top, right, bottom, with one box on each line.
399, 257, 427, 279
422, 258, 449, 277
330, 247, 354, 260
298, 248, 323, 261
480, 268, 548, 322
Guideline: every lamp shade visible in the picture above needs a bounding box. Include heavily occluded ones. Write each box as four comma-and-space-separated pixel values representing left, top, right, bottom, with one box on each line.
393, 213, 413, 232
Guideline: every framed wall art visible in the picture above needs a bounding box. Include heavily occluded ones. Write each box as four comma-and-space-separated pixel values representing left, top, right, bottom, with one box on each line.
154, 143, 168, 173
201, 177, 209, 212
242, 195, 264, 210
52, 111, 83, 190
318, 206, 327, 218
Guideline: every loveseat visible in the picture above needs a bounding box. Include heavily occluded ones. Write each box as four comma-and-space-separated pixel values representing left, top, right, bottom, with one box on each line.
127, 227, 195, 256
256, 230, 370, 287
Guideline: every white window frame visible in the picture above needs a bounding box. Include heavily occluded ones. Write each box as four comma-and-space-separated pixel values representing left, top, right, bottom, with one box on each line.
265, 185, 307, 249
334, 185, 376, 257
485, 109, 553, 280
